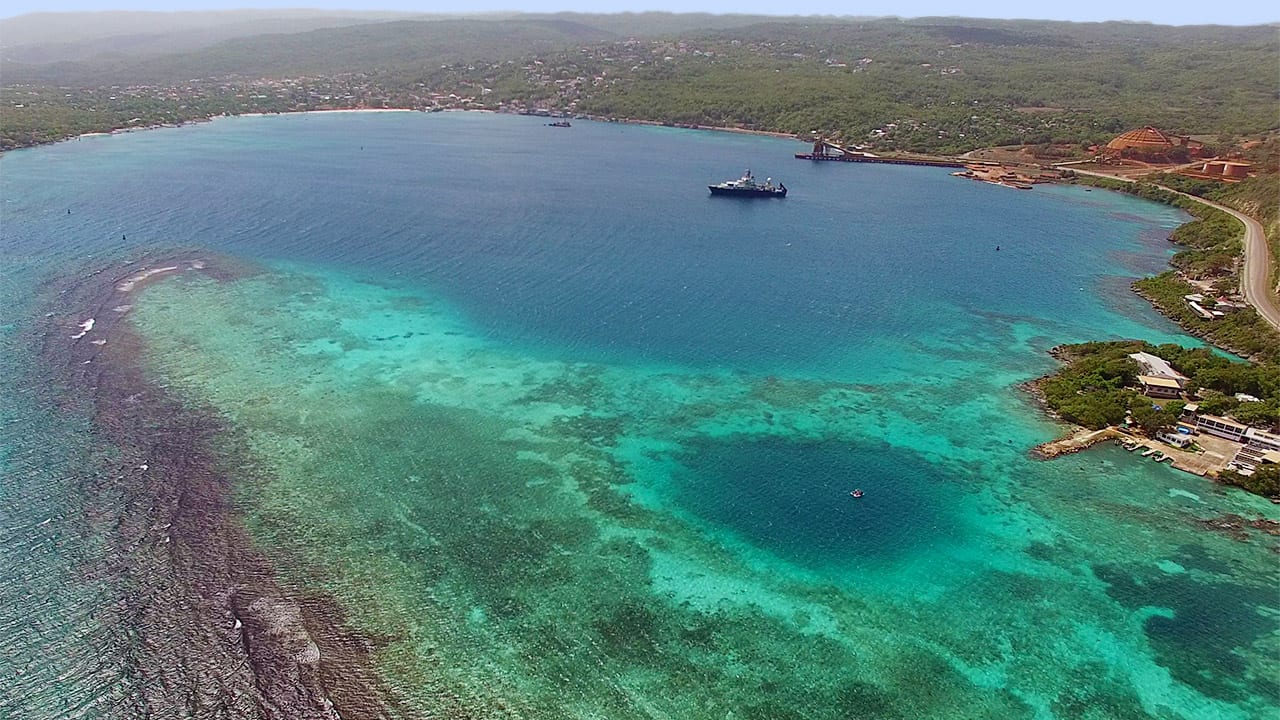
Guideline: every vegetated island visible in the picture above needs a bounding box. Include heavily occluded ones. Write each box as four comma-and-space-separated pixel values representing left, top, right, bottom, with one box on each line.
1030, 341, 1279, 497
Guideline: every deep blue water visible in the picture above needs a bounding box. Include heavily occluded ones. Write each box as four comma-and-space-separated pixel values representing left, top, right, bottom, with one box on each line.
3, 112, 1187, 374
673, 436, 956, 568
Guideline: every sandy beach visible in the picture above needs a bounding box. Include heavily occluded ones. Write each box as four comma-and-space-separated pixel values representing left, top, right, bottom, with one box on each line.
58, 106, 802, 151
249, 107, 418, 115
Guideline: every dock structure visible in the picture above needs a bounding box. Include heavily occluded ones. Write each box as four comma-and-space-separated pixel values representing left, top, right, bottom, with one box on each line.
794, 138, 965, 168
1034, 427, 1123, 458
1035, 426, 1235, 477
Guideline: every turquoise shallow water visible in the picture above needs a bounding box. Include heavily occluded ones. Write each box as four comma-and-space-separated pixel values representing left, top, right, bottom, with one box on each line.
1, 112, 1277, 718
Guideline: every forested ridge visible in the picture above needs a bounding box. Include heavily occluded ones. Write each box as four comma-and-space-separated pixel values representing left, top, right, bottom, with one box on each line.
2, 14, 1276, 154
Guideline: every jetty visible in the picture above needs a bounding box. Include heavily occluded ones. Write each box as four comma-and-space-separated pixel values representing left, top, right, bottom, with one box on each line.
1033, 427, 1122, 458
794, 139, 965, 168
1035, 426, 1233, 476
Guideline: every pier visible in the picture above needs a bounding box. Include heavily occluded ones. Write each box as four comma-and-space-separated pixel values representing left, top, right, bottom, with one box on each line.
794, 139, 965, 168
1035, 427, 1233, 477
1034, 427, 1122, 458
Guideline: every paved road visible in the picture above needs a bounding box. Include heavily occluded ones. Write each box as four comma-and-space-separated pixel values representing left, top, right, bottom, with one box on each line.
1064, 166, 1280, 333
1194, 196, 1280, 332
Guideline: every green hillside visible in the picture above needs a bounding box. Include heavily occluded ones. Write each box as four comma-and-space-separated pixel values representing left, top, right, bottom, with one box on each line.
1, 14, 1276, 155
3, 18, 616, 85
576, 20, 1278, 152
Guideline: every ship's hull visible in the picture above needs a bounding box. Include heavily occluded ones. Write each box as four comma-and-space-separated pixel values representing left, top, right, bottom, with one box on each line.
708, 186, 787, 197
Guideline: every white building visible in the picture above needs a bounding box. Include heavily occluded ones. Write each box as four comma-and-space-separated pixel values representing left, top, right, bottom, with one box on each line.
1129, 352, 1188, 397
1196, 414, 1249, 442
1136, 375, 1182, 398
1128, 352, 1186, 382
1245, 428, 1280, 453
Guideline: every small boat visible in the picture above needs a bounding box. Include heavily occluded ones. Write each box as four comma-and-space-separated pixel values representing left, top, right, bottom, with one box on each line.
546, 120, 571, 128
1141, 448, 1156, 457
850, 489, 864, 498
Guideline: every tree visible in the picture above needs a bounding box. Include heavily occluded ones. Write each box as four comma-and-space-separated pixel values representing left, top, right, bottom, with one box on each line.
1220, 465, 1280, 497
1230, 400, 1280, 430
1211, 277, 1237, 295
1195, 389, 1239, 416
1130, 398, 1177, 433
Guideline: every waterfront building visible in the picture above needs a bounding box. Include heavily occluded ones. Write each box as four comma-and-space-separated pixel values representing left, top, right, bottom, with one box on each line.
1128, 352, 1186, 382
1196, 414, 1249, 442
1244, 428, 1280, 453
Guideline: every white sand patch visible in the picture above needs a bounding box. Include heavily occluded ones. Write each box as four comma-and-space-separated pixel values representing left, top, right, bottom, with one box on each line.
70, 318, 94, 339
117, 266, 178, 292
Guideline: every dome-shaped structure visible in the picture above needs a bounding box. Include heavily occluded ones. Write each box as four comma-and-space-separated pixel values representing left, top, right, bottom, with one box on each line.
1105, 126, 1176, 153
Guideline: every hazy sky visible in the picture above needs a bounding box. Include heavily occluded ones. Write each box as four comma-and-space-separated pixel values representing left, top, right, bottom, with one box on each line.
1, 0, 1274, 25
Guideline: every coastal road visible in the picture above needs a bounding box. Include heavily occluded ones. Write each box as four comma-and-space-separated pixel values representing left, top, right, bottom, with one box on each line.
1197, 196, 1280, 332
1063, 166, 1280, 333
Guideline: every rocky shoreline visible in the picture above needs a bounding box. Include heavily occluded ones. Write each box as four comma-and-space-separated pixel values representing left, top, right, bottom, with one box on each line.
1130, 283, 1259, 361
1023, 345, 1095, 459
39, 251, 412, 719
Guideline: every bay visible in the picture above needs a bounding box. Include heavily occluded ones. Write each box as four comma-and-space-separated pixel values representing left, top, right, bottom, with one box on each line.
1, 111, 1276, 719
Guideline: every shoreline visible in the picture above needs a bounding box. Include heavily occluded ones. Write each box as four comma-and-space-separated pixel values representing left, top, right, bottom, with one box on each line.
40, 251, 409, 718
578, 113, 804, 141
221, 106, 804, 145
1130, 283, 1256, 360
4, 105, 815, 155
21, 104, 968, 170
1023, 341, 1271, 493
1065, 168, 1279, 338
1024, 176, 1276, 484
